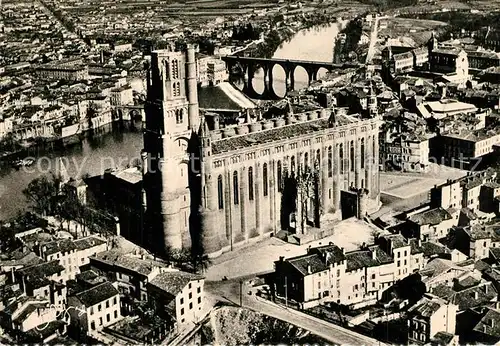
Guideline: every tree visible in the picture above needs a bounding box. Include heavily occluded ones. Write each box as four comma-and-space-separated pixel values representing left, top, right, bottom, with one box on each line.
23, 174, 60, 216
191, 253, 211, 274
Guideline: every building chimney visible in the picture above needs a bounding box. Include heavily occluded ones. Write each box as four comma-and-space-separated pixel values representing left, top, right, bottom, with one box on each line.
474, 291, 479, 300
485, 284, 489, 294
418, 239, 422, 247
307, 264, 312, 274
329, 242, 333, 246
372, 249, 377, 260
491, 318, 495, 328
307, 245, 312, 254
341, 247, 345, 254
279, 256, 284, 262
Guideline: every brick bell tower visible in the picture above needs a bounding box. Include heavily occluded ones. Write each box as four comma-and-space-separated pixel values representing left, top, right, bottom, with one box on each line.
142, 44, 200, 255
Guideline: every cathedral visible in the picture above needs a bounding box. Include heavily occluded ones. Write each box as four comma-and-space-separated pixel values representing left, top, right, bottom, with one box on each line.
142, 45, 382, 257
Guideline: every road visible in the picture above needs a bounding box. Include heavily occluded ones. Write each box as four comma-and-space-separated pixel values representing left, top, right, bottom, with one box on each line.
365, 15, 387, 64
206, 278, 388, 346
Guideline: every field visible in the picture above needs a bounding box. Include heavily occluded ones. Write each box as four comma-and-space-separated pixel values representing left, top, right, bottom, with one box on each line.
378, 17, 449, 46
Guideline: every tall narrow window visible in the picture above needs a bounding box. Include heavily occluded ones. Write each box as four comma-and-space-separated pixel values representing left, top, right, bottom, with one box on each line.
373, 136, 376, 163
277, 161, 282, 192
248, 167, 254, 201
172, 59, 179, 79
217, 175, 223, 209
339, 144, 344, 174
350, 141, 355, 172
361, 138, 365, 169
328, 146, 333, 178
263, 163, 268, 197
304, 152, 309, 170
233, 171, 239, 205
316, 149, 321, 167
291, 156, 296, 176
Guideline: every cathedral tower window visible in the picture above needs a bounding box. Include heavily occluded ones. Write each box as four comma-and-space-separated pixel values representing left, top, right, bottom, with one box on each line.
350, 141, 355, 172
233, 171, 239, 205
248, 167, 254, 201
277, 161, 282, 192
217, 175, 223, 209
291, 156, 296, 176
339, 144, 344, 174
328, 146, 333, 177
176, 109, 183, 124
263, 163, 268, 197
172, 59, 179, 79
361, 138, 365, 169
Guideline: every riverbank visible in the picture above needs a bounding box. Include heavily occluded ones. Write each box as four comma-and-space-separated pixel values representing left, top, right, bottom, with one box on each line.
0, 120, 141, 165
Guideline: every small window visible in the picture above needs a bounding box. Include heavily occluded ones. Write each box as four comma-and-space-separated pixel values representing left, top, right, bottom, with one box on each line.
113, 297, 117, 305
106, 314, 110, 322
91, 321, 95, 330
189, 302, 193, 310
106, 301, 109, 308
114, 310, 118, 319
181, 308, 184, 315
180, 298, 184, 305
90, 307, 94, 315
98, 304, 102, 312
189, 292, 192, 299
198, 297, 202, 304
197, 287, 201, 294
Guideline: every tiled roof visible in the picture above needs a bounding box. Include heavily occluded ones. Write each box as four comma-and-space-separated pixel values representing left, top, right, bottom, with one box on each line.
408, 295, 445, 317
345, 246, 392, 272
75, 281, 118, 307
18, 260, 64, 278
0, 250, 43, 267
430, 331, 455, 345
473, 308, 500, 337
93, 251, 167, 277
212, 115, 359, 155
73, 236, 106, 251
287, 254, 328, 276
432, 282, 497, 310
42, 239, 77, 256
149, 271, 203, 299
408, 207, 452, 226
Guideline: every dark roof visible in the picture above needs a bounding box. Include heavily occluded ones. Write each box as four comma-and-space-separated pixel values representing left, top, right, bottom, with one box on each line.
286, 244, 346, 276
212, 115, 358, 155
198, 84, 249, 111
42, 239, 77, 256
75, 281, 119, 307
287, 254, 329, 276
73, 236, 106, 251
430, 331, 455, 345
408, 207, 452, 226
432, 283, 497, 310
408, 295, 445, 317
410, 239, 451, 257
92, 251, 168, 276
345, 246, 393, 272
473, 308, 500, 338
149, 271, 203, 299
18, 260, 65, 278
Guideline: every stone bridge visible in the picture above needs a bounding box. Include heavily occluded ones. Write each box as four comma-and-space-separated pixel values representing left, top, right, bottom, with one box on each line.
222, 55, 361, 98
113, 104, 145, 122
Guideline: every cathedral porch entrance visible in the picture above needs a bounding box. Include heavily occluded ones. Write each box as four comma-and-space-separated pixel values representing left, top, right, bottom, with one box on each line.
341, 190, 358, 219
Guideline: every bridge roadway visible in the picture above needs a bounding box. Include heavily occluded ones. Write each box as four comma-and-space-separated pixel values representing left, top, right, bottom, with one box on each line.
222, 55, 361, 70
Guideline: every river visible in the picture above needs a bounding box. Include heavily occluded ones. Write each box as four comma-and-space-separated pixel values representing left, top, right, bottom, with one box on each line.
0, 22, 340, 221
248, 22, 340, 97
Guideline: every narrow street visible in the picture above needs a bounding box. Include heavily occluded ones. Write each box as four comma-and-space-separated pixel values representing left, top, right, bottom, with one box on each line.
366, 15, 387, 64
206, 278, 388, 346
